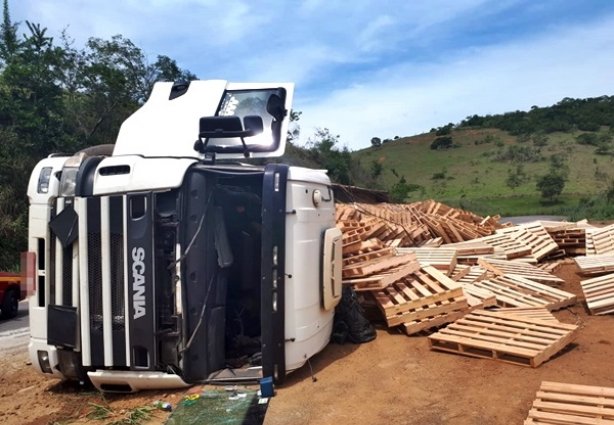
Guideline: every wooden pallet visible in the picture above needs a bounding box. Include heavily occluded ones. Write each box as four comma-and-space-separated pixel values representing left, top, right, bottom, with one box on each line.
495, 307, 558, 322
342, 252, 417, 279
452, 265, 490, 284
591, 224, 614, 255
429, 310, 578, 367
537, 261, 564, 274
462, 285, 497, 309
343, 261, 421, 292
548, 227, 586, 256
477, 258, 564, 286
469, 233, 532, 259
373, 266, 468, 327
575, 255, 614, 275
402, 309, 467, 336
397, 247, 457, 275
342, 247, 395, 267
580, 273, 614, 315
497, 223, 559, 261
447, 241, 496, 256
466, 275, 576, 310
525, 381, 614, 424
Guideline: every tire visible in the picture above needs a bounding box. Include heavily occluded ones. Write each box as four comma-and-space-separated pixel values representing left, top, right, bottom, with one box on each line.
1, 289, 19, 319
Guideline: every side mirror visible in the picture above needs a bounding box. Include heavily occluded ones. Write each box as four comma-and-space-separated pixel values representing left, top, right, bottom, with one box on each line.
266, 94, 285, 122
195, 115, 264, 157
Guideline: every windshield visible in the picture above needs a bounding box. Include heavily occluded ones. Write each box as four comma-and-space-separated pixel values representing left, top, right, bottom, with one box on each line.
205, 88, 286, 153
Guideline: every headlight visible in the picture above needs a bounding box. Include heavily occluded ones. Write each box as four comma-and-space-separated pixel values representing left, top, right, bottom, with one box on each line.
59, 167, 78, 197
37, 167, 53, 194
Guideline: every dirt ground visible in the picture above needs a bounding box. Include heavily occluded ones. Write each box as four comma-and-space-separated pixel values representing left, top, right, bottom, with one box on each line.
2, 262, 614, 425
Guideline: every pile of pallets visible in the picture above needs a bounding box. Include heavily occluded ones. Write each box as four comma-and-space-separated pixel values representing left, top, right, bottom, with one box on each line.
336, 200, 502, 245
336, 201, 614, 370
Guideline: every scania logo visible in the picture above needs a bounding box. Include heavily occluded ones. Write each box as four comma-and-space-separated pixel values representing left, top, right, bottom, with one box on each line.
132, 247, 146, 319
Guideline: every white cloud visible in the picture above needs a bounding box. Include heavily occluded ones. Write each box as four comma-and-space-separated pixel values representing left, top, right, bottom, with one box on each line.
297, 15, 614, 150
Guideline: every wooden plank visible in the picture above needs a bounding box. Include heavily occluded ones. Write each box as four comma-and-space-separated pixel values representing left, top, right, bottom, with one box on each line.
429, 310, 577, 368
525, 381, 614, 424
495, 307, 558, 322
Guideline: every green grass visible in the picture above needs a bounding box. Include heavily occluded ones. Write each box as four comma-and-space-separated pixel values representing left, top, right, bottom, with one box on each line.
84, 403, 154, 425
355, 127, 614, 218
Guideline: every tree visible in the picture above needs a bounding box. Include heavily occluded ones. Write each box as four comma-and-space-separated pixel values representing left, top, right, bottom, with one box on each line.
370, 137, 381, 147
370, 160, 383, 178
306, 128, 353, 185
430, 136, 453, 150
435, 123, 454, 136
287, 110, 301, 142
506, 164, 527, 191
147, 55, 196, 85
536, 172, 565, 202
0, 0, 17, 61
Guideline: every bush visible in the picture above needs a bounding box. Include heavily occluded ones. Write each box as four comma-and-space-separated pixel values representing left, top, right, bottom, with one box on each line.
430, 136, 453, 150
576, 133, 599, 146
536, 172, 565, 201
495, 145, 543, 163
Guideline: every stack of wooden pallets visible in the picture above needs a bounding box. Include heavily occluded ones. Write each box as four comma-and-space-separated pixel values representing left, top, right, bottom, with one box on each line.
525, 381, 614, 424
336, 200, 502, 245
336, 200, 614, 367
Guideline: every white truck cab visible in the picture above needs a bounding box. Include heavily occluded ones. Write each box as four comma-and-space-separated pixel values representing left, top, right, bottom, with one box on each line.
26, 80, 342, 391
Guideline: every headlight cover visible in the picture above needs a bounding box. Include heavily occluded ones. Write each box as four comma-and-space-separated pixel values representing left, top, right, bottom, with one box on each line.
59, 167, 78, 197
37, 167, 53, 194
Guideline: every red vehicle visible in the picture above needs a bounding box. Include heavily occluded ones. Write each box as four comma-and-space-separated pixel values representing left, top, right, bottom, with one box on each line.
0, 272, 24, 319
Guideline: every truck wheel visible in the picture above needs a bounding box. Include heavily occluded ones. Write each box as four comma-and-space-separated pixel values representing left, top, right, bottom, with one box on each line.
1, 289, 19, 319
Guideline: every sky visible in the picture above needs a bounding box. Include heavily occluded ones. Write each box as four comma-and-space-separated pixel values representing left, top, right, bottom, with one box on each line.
12, 0, 614, 151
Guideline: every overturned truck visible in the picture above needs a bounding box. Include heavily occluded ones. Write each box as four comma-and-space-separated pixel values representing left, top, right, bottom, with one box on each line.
27, 80, 342, 391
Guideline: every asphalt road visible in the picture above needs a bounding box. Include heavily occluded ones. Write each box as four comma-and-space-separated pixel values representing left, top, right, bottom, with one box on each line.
501, 215, 567, 225
0, 301, 29, 353
0, 300, 29, 332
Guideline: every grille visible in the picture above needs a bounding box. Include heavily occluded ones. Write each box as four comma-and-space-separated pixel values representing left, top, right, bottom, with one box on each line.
110, 233, 125, 330
62, 246, 73, 305
88, 232, 103, 330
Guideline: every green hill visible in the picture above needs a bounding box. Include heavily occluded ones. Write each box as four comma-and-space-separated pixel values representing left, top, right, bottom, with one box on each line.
354, 127, 614, 217
350, 97, 614, 218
